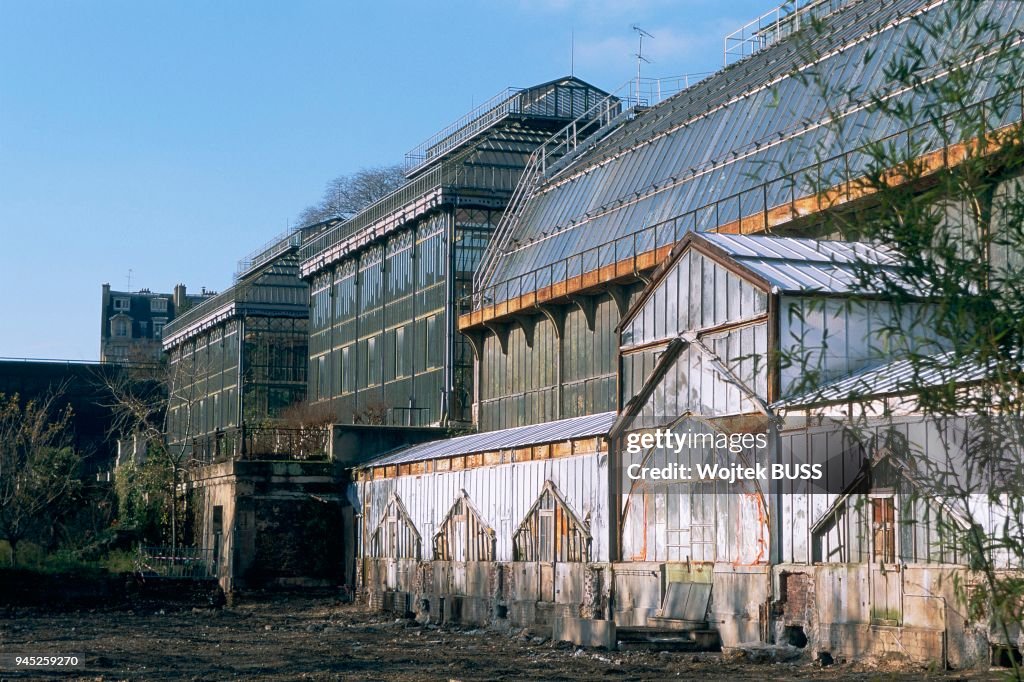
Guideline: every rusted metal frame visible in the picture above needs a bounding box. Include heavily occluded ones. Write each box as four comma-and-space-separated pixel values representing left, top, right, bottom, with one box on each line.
463, 117, 1024, 331
356, 435, 605, 481
459, 250, 649, 331
612, 313, 771, 438
767, 292, 780, 406
621, 233, 777, 332
372, 492, 422, 560
566, 293, 597, 332
618, 313, 769, 356
513, 480, 591, 562
482, 320, 511, 355
606, 283, 632, 321
509, 314, 538, 349
433, 490, 497, 562
608, 336, 686, 440
683, 331, 773, 418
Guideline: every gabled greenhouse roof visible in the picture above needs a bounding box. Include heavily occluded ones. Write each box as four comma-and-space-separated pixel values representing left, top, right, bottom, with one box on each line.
699, 233, 902, 294
773, 351, 993, 408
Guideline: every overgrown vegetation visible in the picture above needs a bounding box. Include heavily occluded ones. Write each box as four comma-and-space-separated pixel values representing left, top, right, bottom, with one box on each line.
781, 1, 1024, 676
113, 456, 173, 545
0, 391, 84, 567
103, 357, 201, 551
0, 539, 137, 575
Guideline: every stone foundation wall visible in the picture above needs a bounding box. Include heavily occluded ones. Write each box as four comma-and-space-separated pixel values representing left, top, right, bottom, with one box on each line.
772, 563, 1000, 670
190, 460, 348, 593
360, 556, 1010, 669
362, 558, 604, 632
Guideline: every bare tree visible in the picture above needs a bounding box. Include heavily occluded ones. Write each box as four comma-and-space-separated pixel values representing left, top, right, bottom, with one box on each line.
297, 164, 407, 226
0, 391, 82, 566
352, 401, 390, 426
103, 351, 206, 552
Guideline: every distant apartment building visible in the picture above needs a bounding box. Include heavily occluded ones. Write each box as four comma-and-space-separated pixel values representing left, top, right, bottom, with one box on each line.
100, 283, 212, 364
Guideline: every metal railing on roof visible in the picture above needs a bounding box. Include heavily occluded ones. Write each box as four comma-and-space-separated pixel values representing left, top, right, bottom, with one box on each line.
161, 284, 243, 341
298, 161, 454, 267
724, 0, 853, 65
234, 219, 343, 282
403, 81, 615, 177
466, 85, 1024, 314
404, 87, 524, 175
162, 270, 311, 343
472, 74, 713, 293
303, 76, 707, 279
189, 425, 330, 465
235, 230, 302, 281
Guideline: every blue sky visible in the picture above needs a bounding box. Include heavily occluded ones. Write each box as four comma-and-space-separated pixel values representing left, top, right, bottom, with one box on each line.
0, 0, 769, 360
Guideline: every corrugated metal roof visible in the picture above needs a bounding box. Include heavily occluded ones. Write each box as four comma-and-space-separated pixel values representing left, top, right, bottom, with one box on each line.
700, 233, 901, 294
360, 411, 617, 468
773, 351, 991, 408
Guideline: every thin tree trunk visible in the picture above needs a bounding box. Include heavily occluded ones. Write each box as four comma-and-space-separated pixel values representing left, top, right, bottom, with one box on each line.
170, 465, 178, 552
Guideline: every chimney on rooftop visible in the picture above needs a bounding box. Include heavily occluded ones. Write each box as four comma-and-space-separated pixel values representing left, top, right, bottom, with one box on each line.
173, 283, 187, 312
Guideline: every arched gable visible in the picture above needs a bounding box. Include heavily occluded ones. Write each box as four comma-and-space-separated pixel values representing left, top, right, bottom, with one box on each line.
433, 490, 496, 562
370, 492, 422, 560
513, 480, 591, 562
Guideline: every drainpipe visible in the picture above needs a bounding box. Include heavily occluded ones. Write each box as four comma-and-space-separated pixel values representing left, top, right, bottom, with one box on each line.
354, 260, 361, 417
237, 316, 245, 454
443, 209, 456, 427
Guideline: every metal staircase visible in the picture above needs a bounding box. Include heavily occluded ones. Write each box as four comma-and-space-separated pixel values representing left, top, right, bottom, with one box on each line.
472, 83, 632, 294
472, 74, 712, 296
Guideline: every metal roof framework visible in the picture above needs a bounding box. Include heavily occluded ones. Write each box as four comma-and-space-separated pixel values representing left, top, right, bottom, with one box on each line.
299, 78, 611, 280
162, 255, 308, 347
773, 351, 994, 408
473, 0, 1024, 302
697, 233, 906, 294
620, 232, 906, 335
359, 410, 616, 468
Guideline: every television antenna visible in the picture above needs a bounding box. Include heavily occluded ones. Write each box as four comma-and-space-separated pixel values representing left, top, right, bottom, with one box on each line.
570, 28, 575, 76
632, 25, 654, 104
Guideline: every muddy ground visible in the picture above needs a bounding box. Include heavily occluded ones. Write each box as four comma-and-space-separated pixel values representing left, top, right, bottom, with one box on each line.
0, 596, 1007, 681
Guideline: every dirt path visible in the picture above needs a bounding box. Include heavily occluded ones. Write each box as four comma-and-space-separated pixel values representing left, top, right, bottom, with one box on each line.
0, 597, 997, 681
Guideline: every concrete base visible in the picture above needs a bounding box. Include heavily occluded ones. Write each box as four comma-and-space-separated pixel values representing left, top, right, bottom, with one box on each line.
450, 595, 491, 625
553, 616, 617, 650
